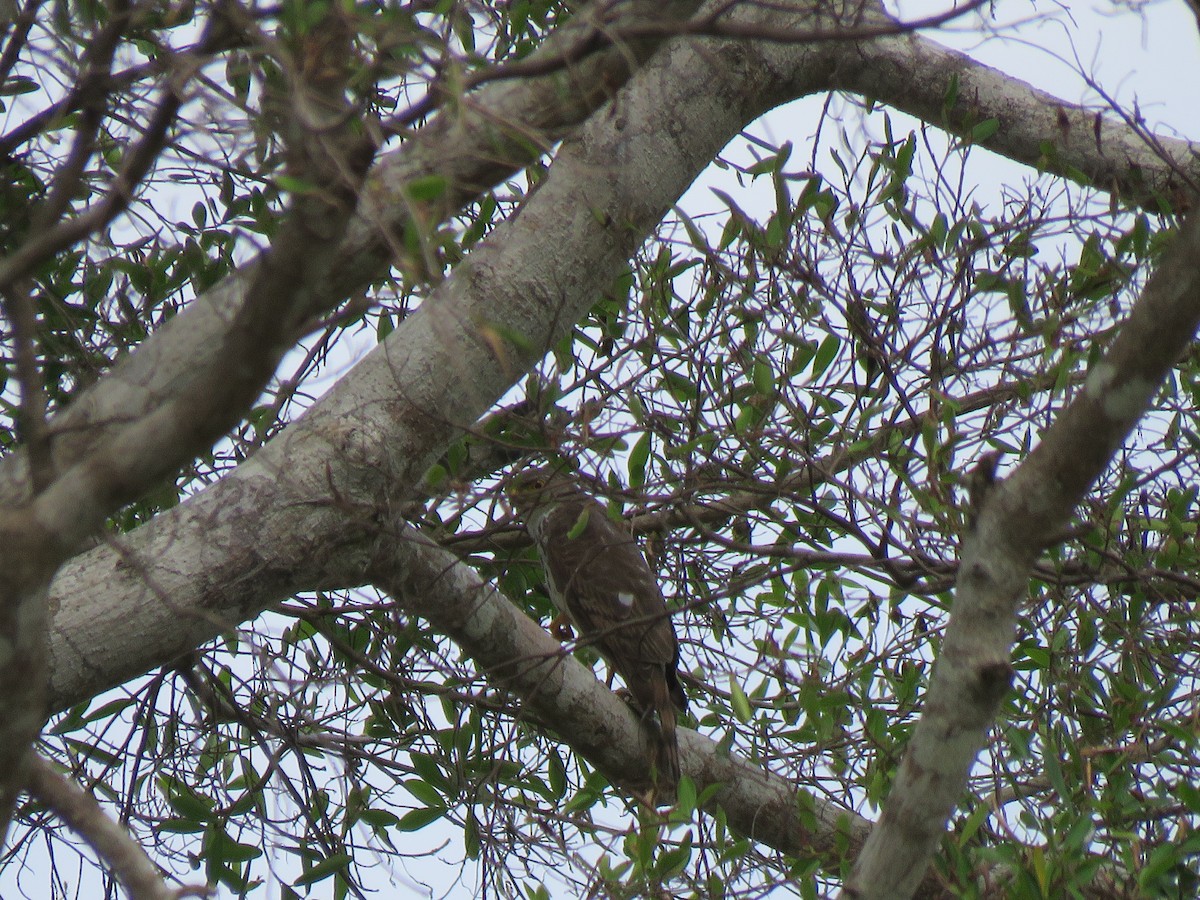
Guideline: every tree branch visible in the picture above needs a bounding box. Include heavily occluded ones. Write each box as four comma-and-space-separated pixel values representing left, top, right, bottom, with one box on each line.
43, 0, 844, 713
844, 29, 1199, 213
0, 0, 377, 841
25, 2, 1200, 890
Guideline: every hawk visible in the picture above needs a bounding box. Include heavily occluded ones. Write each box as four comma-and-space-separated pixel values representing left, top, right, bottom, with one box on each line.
510, 465, 687, 800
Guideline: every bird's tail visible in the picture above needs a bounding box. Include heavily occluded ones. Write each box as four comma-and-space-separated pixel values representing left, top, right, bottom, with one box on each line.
654, 693, 681, 804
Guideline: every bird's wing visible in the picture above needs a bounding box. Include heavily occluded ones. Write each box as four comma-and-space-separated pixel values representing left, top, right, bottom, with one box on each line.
538, 499, 677, 668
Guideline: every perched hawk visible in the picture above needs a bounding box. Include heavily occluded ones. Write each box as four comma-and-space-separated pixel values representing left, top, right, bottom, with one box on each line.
510, 466, 687, 799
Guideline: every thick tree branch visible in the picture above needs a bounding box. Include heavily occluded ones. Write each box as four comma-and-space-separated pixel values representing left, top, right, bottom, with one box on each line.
26, 2, 1200, 890
5, 0, 1196, 508
44, 0, 843, 717
842, 30, 1199, 212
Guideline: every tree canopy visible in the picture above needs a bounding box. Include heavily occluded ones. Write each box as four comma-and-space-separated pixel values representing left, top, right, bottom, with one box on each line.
1, 0, 1199, 897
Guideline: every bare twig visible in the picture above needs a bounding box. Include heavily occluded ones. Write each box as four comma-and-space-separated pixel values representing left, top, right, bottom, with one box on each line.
24, 0, 136, 236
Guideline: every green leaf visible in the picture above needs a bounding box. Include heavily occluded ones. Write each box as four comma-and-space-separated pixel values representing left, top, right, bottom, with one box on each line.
566, 507, 590, 539
970, 118, 1000, 142
424, 463, 447, 489
222, 841, 264, 863
294, 853, 353, 886
464, 812, 481, 859
159, 778, 213, 823
752, 360, 775, 396
811, 335, 841, 378
729, 675, 752, 723
156, 818, 207, 834
405, 175, 448, 201
942, 73, 959, 111
662, 370, 699, 402
398, 806, 446, 831
0, 76, 39, 96
1138, 842, 1181, 890
1042, 744, 1069, 801
403, 778, 444, 808
274, 174, 315, 194
61, 736, 123, 768
359, 808, 400, 827
956, 803, 990, 847
81, 696, 135, 725
1178, 780, 1200, 813
628, 432, 651, 489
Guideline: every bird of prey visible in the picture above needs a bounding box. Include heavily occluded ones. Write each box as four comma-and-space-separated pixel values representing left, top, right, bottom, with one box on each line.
510, 465, 687, 800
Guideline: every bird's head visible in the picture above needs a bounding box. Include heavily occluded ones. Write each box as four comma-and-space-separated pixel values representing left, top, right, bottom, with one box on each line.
507, 464, 583, 513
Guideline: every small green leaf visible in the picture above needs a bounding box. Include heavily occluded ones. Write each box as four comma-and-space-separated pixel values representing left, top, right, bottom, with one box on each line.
405, 175, 448, 201
62, 737, 123, 768
752, 360, 775, 396
662, 371, 698, 402
403, 779, 444, 808
1138, 842, 1180, 890
0, 76, 39, 96
398, 806, 446, 831
811, 335, 841, 378
1043, 745, 1069, 800
970, 118, 1000, 143
956, 803, 990, 847
156, 818, 207, 835
159, 778, 213, 823
464, 812, 481, 859
222, 841, 263, 863
729, 675, 752, 723
629, 432, 651, 489
942, 73, 959, 111
359, 808, 400, 828
274, 174, 315, 194
294, 853, 353, 886
567, 507, 590, 539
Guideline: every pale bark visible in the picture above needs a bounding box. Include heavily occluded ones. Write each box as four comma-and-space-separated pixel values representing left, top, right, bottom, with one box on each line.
846, 31, 1198, 212
46, 0, 846, 719
0, 17, 376, 836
